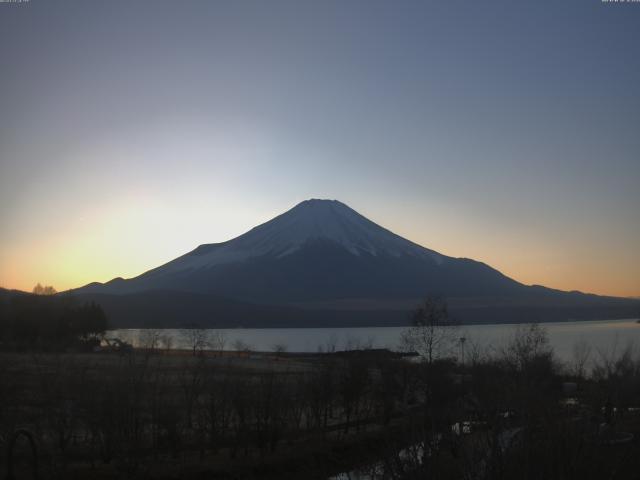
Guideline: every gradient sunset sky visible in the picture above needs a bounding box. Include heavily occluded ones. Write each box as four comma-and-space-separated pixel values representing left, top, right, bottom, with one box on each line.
1, 0, 638, 297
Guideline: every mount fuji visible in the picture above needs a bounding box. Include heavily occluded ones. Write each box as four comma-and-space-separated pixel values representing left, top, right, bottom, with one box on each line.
71, 199, 638, 327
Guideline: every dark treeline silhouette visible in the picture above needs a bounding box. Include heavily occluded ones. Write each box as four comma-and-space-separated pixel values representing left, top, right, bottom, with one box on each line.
0, 288, 108, 350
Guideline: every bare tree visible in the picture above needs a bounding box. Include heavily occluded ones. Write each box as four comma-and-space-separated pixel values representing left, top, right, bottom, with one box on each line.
344, 335, 361, 351
139, 329, 161, 352
232, 339, 251, 353
209, 330, 227, 356
400, 296, 457, 363
318, 334, 338, 354
182, 327, 209, 356
502, 323, 553, 371
569, 338, 592, 379
272, 343, 288, 355
159, 333, 174, 352
32, 283, 57, 295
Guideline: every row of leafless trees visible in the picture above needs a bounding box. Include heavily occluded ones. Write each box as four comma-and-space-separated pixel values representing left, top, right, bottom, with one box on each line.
342, 319, 640, 480
4, 298, 640, 479
0, 349, 429, 478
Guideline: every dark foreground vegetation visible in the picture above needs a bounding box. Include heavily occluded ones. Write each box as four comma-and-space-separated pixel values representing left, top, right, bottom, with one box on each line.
3, 323, 640, 480
2, 294, 640, 479
0, 288, 108, 351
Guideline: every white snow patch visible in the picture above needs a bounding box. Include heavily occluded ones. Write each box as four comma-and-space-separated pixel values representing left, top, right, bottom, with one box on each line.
154, 199, 446, 274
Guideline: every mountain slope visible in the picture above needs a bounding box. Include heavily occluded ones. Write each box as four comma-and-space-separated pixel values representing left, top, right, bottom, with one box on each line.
77, 199, 525, 301
71, 199, 639, 326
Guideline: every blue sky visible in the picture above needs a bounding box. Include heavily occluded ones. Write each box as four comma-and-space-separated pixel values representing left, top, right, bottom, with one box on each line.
1, 0, 638, 296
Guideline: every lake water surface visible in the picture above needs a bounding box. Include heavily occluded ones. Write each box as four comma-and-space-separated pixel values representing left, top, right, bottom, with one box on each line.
110, 318, 640, 363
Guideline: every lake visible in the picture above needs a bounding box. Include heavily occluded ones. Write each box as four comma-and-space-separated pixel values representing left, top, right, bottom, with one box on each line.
109, 318, 640, 363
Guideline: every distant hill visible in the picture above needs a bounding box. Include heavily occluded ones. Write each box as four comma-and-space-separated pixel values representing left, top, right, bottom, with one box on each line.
70, 199, 639, 327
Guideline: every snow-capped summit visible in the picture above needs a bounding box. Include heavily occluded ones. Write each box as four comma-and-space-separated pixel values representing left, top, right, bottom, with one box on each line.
158, 199, 444, 275
75, 198, 523, 302
249, 199, 443, 259
71, 198, 638, 327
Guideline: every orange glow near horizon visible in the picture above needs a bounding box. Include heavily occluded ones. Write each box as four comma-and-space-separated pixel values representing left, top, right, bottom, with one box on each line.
1, 1, 639, 301
1, 201, 638, 298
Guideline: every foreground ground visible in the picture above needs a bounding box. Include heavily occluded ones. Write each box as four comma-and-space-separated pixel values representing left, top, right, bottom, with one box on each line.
3, 335, 640, 479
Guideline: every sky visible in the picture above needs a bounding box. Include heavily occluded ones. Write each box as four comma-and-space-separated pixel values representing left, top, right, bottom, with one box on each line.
0, 0, 639, 297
